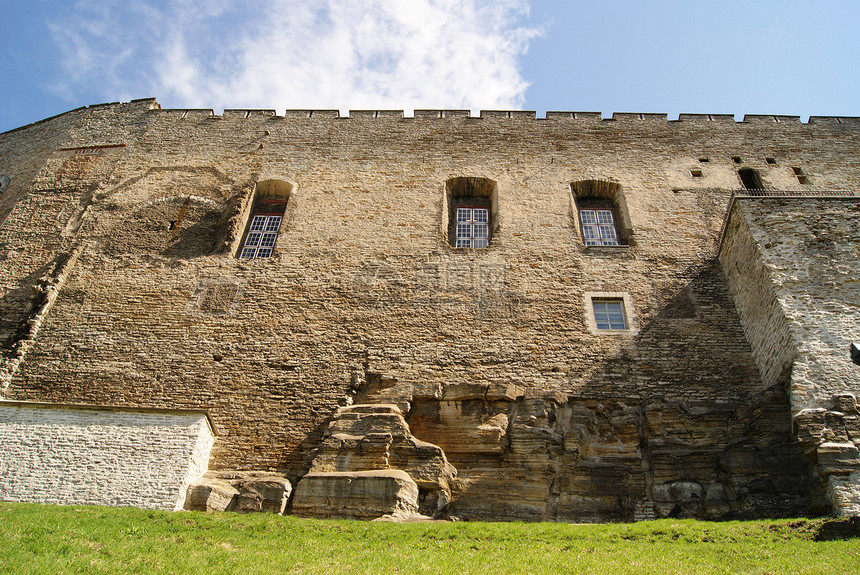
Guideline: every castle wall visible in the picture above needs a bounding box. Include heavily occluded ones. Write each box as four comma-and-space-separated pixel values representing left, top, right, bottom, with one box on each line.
1, 102, 857, 519
720, 197, 860, 515
720, 197, 860, 411
0, 100, 159, 371
0, 402, 213, 510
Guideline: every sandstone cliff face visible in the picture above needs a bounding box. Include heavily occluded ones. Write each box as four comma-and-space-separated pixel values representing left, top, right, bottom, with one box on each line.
0, 101, 857, 519
405, 384, 819, 521
301, 403, 456, 517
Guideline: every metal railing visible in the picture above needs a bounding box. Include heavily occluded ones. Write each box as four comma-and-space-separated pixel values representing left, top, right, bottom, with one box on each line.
731, 189, 856, 198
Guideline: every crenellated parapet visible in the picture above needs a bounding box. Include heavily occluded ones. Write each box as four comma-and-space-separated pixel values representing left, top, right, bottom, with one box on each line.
6, 99, 860, 135
147, 106, 859, 125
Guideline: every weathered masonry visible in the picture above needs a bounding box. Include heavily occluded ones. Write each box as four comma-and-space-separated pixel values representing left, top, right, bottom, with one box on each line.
0, 99, 858, 520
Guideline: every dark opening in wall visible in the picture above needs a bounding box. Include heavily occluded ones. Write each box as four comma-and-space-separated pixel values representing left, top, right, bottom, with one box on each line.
570, 180, 631, 246
766, 157, 777, 164
732, 156, 743, 164
792, 167, 811, 185
690, 169, 703, 178
698, 158, 709, 163
444, 177, 498, 248
738, 168, 764, 191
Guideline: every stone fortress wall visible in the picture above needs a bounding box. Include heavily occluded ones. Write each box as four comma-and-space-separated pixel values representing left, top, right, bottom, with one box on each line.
0, 99, 857, 519
0, 402, 213, 510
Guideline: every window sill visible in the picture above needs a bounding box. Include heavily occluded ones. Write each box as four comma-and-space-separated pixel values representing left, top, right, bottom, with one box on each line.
581, 244, 634, 258
582, 244, 630, 251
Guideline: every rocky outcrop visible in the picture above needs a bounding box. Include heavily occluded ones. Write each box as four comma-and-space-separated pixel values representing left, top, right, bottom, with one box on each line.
794, 394, 860, 516
291, 470, 420, 519
410, 384, 821, 522
295, 403, 456, 518
182, 384, 821, 522
186, 471, 292, 513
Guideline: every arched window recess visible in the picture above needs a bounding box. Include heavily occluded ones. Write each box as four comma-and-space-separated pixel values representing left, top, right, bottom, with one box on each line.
237, 179, 293, 259
570, 180, 632, 247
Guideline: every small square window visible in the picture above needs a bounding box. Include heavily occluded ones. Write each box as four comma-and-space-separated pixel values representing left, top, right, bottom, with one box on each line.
732, 156, 742, 164
766, 157, 777, 164
584, 292, 636, 334
698, 158, 709, 163
592, 299, 627, 330
690, 169, 703, 178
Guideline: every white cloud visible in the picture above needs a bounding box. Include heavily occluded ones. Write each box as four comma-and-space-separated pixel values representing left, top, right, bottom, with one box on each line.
49, 0, 539, 114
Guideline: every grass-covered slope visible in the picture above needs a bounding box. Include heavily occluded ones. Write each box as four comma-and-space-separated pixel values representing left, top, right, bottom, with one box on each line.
1, 503, 858, 574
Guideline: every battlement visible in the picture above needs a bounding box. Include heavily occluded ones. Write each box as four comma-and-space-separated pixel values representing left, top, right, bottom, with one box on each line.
149, 104, 860, 127
5, 98, 860, 135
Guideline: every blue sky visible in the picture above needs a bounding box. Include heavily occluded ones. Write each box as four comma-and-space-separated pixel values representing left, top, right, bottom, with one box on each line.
2, 0, 858, 133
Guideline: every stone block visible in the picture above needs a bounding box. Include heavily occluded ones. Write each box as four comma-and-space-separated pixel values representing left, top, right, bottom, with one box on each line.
291, 470, 420, 519
442, 384, 490, 401
186, 479, 238, 512
826, 472, 860, 517
485, 383, 524, 401
833, 393, 859, 416
793, 409, 828, 452
817, 442, 860, 473
187, 471, 293, 514
237, 477, 292, 514
308, 403, 456, 495
844, 416, 860, 442
0, 403, 213, 511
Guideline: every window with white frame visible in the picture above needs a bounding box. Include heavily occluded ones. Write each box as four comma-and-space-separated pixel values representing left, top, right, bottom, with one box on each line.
445, 177, 498, 249
579, 208, 619, 246
591, 299, 627, 330
584, 292, 636, 334
239, 214, 282, 259
570, 180, 629, 248
455, 207, 490, 248
236, 180, 292, 260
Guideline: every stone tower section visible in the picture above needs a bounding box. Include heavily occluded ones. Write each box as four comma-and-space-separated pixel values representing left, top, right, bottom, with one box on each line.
0, 102, 857, 520
721, 195, 860, 516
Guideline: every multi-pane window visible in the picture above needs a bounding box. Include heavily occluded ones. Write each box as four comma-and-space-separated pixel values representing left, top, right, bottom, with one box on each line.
579, 208, 619, 246
239, 214, 282, 259
455, 207, 490, 248
592, 299, 627, 330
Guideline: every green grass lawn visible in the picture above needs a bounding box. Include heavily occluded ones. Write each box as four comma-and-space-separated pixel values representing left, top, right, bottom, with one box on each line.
1, 502, 858, 574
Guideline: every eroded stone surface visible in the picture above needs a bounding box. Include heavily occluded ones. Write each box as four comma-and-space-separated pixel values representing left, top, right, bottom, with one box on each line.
307, 403, 456, 517
410, 388, 821, 522
291, 470, 420, 519
186, 471, 292, 513
186, 478, 239, 512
